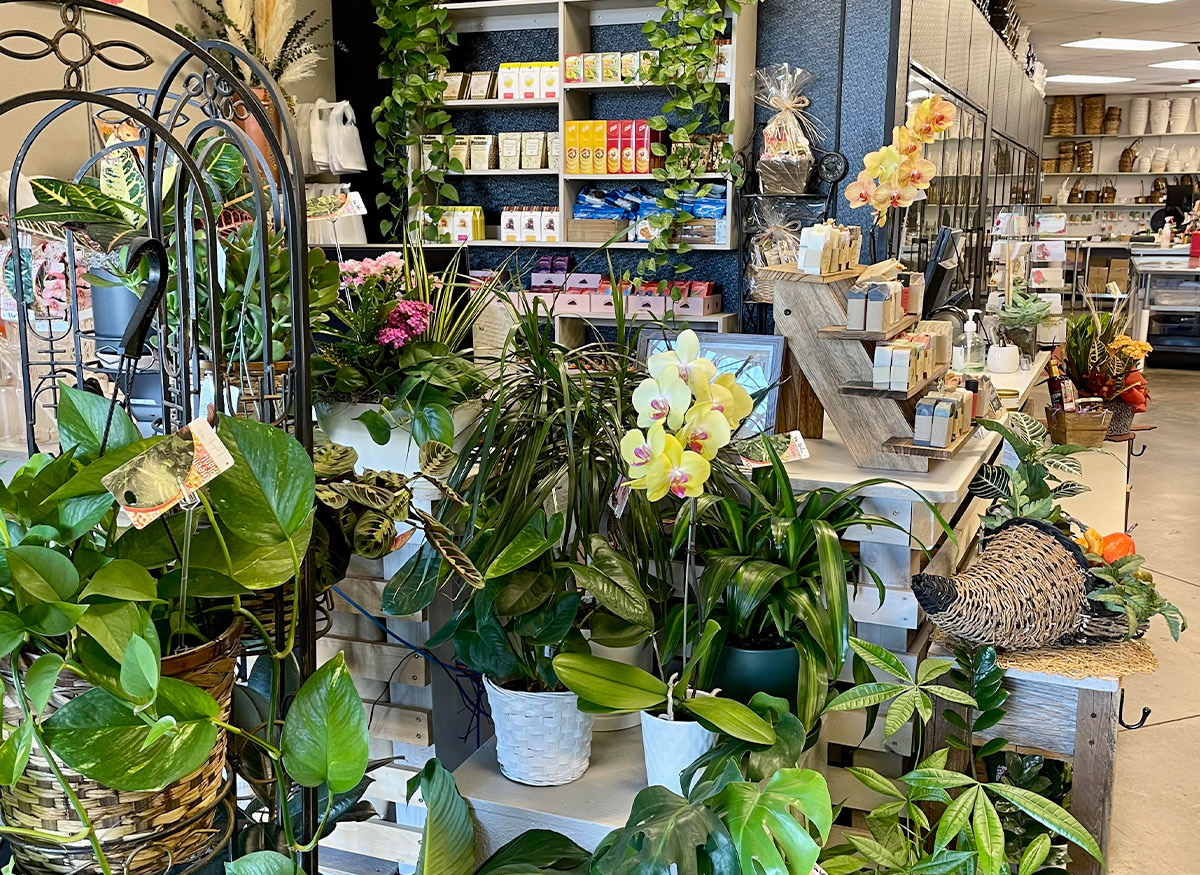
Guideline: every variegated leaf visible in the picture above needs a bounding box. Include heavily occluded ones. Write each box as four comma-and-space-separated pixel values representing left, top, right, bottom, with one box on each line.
1043, 454, 1083, 476
1008, 412, 1048, 448
418, 440, 458, 479
315, 484, 347, 510
969, 464, 1011, 500
313, 442, 358, 479
387, 487, 411, 522
375, 470, 410, 491
331, 482, 394, 512
1051, 481, 1090, 499
353, 510, 397, 560
425, 526, 483, 590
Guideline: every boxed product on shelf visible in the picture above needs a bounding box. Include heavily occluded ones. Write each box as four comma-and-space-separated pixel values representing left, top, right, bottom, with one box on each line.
439, 206, 485, 243
602, 52, 621, 83
468, 71, 495, 100
499, 206, 562, 244
547, 132, 561, 169
470, 135, 497, 171
448, 137, 470, 171
620, 120, 635, 173
564, 123, 581, 174
521, 132, 547, 169
915, 320, 954, 365
583, 53, 600, 83
542, 62, 559, 99
621, 52, 639, 81
442, 71, 465, 101
498, 64, 519, 99
520, 64, 540, 99
499, 132, 522, 169
565, 54, 583, 84
607, 121, 621, 174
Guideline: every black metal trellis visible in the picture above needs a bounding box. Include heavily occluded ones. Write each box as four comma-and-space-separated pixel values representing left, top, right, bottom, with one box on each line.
0, 1, 319, 870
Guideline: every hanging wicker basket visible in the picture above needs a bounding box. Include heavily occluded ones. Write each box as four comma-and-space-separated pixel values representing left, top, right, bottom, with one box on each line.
0, 618, 243, 875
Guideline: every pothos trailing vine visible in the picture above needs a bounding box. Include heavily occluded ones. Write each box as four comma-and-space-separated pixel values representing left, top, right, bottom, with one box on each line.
639, 0, 757, 277
371, 0, 461, 241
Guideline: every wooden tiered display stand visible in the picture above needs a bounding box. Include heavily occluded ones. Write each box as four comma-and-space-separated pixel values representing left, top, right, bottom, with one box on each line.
763, 264, 955, 474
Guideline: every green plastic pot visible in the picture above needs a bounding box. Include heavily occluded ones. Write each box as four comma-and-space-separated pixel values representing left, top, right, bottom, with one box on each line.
711, 642, 799, 710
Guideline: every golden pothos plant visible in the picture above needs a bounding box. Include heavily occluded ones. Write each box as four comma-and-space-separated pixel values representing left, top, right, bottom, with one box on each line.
371, 0, 461, 240
639, 0, 757, 277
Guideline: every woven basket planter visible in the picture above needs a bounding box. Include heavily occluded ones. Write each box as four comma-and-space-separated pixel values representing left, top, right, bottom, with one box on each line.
911, 519, 1091, 650
1081, 95, 1106, 135
1046, 407, 1111, 449
1049, 96, 1076, 137
484, 678, 594, 786
1, 618, 242, 875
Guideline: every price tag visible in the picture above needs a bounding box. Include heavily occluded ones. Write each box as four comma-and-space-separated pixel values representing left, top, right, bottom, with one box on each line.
103, 417, 234, 529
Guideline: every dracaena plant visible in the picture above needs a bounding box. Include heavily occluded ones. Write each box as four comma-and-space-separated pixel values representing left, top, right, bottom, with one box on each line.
818, 639, 1103, 875
968, 413, 1093, 532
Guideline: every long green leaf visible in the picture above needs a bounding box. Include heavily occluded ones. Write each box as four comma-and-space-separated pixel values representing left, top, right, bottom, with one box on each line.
934, 785, 978, 850
973, 788, 1005, 875
408, 759, 475, 875
824, 682, 906, 712
848, 638, 912, 682
984, 783, 1104, 862
552, 652, 667, 711
813, 519, 849, 675
682, 695, 775, 744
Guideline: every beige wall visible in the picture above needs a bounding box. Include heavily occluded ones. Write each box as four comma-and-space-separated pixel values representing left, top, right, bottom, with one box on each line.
0, 0, 337, 179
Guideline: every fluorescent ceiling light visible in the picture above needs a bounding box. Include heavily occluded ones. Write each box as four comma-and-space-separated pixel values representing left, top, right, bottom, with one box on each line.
1046, 74, 1136, 83
1062, 37, 1186, 51
1150, 60, 1200, 70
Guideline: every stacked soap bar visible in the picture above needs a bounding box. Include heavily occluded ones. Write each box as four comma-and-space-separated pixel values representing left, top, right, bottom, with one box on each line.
913, 392, 971, 449
847, 281, 905, 333
915, 320, 954, 365
797, 221, 863, 275
871, 336, 934, 391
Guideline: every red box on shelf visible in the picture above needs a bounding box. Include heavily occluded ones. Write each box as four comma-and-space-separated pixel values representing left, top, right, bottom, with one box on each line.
620, 120, 635, 174
607, 121, 622, 175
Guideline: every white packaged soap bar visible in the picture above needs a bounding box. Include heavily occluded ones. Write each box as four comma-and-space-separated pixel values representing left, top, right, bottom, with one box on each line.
865, 286, 892, 332
931, 400, 955, 448
913, 397, 937, 446
872, 344, 893, 388
846, 288, 866, 330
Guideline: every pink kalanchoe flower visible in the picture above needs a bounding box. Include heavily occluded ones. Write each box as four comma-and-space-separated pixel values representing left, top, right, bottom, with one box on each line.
377, 299, 434, 350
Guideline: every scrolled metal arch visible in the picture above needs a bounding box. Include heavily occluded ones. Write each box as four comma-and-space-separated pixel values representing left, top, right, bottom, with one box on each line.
1, 90, 223, 450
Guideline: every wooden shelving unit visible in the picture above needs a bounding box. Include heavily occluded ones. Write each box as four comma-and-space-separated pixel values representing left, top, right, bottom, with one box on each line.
435, 0, 757, 252
819, 313, 919, 341
840, 364, 950, 401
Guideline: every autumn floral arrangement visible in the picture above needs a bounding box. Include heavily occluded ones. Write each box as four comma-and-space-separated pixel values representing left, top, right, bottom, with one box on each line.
312, 241, 491, 447
845, 95, 957, 225
1060, 303, 1152, 423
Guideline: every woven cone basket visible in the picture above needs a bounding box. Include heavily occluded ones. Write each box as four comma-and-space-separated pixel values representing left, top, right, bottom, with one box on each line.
0, 617, 242, 875
484, 677, 594, 786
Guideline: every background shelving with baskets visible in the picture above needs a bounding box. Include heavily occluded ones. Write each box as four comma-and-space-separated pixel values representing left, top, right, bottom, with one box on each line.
1042, 91, 1200, 206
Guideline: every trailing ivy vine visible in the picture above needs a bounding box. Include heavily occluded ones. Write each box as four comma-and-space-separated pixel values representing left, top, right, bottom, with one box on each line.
371, 0, 461, 240
640, 0, 757, 276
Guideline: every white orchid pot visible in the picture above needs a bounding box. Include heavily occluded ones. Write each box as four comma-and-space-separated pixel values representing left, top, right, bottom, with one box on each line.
586, 637, 655, 732
315, 400, 481, 476
640, 711, 717, 796
484, 677, 595, 786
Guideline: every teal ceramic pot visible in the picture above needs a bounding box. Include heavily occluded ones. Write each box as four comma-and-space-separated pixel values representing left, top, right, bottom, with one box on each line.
712, 643, 799, 710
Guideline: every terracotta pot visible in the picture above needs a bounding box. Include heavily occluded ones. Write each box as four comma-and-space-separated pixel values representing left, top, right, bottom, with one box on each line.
234, 86, 281, 183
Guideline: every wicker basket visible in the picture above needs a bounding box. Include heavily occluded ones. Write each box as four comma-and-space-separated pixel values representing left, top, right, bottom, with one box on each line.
1081, 95, 1106, 135
1046, 406, 1112, 448
1049, 96, 1077, 137
1119, 139, 1140, 173
1103, 106, 1122, 135
484, 677, 594, 786
911, 518, 1092, 650
0, 618, 243, 875
1041, 158, 1056, 174
1076, 141, 1094, 173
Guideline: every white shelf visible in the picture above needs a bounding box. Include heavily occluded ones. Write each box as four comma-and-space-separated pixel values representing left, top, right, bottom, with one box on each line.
426, 237, 733, 251
563, 80, 728, 92
447, 168, 559, 176
1044, 132, 1200, 141
444, 98, 558, 108
1042, 172, 1188, 177
563, 172, 727, 181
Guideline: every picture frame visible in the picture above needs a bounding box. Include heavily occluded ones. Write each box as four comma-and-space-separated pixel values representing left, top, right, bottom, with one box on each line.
637, 329, 786, 439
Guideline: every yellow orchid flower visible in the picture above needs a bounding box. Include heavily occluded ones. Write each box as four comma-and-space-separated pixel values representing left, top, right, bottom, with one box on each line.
633, 365, 692, 430
845, 169, 878, 210
711, 372, 754, 428
899, 155, 937, 189
677, 402, 732, 460
921, 95, 957, 133
863, 145, 904, 180
907, 106, 937, 144
892, 124, 921, 157
872, 179, 920, 213
621, 423, 667, 474
630, 433, 711, 501
648, 328, 717, 390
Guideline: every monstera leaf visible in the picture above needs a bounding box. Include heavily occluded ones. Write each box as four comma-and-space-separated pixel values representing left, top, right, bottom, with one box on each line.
711, 769, 832, 875
590, 785, 738, 875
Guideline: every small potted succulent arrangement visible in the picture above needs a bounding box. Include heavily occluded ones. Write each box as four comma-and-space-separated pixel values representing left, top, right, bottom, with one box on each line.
997, 284, 1051, 358
1059, 298, 1152, 437
312, 242, 493, 475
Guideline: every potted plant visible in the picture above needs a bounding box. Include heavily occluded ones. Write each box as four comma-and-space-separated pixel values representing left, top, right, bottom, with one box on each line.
554, 619, 775, 796
997, 286, 1050, 358
1059, 298, 1152, 437
0, 383, 320, 874
312, 242, 492, 475
968, 413, 1093, 533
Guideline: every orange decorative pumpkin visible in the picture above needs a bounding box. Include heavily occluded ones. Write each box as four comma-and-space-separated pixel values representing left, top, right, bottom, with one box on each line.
1101, 532, 1136, 563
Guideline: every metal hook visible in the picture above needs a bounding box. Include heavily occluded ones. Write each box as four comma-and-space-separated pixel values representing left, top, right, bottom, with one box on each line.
1131, 441, 1147, 458
1118, 688, 1151, 730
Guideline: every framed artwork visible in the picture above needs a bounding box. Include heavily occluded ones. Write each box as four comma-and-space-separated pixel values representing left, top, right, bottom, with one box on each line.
637, 330, 786, 439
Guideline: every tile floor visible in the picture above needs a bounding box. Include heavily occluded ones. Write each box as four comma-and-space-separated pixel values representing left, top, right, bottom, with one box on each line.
1107, 368, 1200, 874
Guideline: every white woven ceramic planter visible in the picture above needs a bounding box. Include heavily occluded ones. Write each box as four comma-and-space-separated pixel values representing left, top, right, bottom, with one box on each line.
640, 711, 717, 796
484, 678, 595, 786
